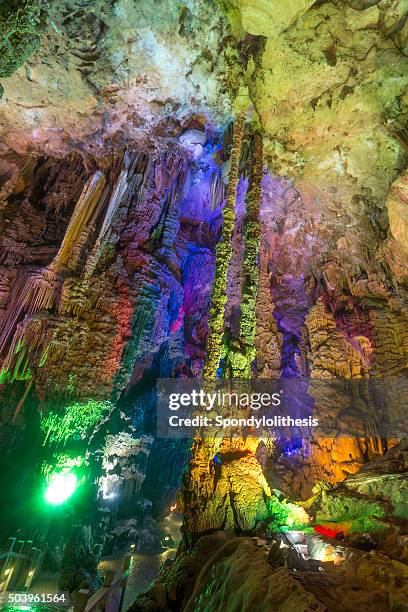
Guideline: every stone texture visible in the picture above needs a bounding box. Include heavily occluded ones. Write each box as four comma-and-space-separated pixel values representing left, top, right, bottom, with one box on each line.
0, 133, 229, 406
224, 0, 317, 37
179, 437, 272, 544
387, 169, 408, 250
0, 0, 239, 156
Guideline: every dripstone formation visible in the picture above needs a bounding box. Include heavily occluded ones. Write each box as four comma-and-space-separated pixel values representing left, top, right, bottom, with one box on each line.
1, 1, 408, 611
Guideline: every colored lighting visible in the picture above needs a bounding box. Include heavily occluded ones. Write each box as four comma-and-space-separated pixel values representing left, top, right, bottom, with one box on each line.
44, 472, 78, 505
103, 492, 117, 500
314, 525, 344, 538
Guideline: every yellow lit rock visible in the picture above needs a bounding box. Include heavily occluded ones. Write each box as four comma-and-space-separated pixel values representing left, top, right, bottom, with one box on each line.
387, 170, 408, 251
225, 0, 316, 37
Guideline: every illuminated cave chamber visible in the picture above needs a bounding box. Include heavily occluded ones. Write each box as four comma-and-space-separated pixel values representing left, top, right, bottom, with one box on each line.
0, 130, 228, 547
1, 0, 408, 610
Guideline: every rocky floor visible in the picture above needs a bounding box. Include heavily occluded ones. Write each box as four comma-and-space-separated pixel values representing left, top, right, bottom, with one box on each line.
129, 440, 408, 612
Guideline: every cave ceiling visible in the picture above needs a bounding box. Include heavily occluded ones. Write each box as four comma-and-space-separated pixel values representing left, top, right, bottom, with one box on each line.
2, 0, 408, 242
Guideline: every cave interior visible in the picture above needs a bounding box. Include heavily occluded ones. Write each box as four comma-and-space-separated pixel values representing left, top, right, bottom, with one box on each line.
0, 0, 408, 610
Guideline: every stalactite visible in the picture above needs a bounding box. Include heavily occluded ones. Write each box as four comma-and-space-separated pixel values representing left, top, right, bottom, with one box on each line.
0, 268, 56, 382
83, 168, 129, 279
210, 171, 225, 211
106, 149, 191, 396
203, 114, 244, 379
59, 168, 129, 318
37, 153, 152, 398
12, 380, 32, 422
0, 321, 32, 383
68, 226, 94, 271
23, 267, 61, 314
0, 314, 53, 383
0, 270, 31, 356
161, 158, 190, 278
53, 171, 106, 269
112, 284, 157, 396
2, 171, 106, 337
0, 171, 106, 385
98, 170, 129, 243
41, 399, 113, 446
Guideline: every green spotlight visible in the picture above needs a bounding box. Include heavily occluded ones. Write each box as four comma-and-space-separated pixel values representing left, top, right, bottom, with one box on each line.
44, 472, 78, 505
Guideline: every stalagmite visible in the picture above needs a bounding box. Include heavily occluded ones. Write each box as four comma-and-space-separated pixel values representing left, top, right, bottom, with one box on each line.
229, 131, 263, 378
180, 124, 276, 544
203, 114, 245, 379
254, 246, 282, 378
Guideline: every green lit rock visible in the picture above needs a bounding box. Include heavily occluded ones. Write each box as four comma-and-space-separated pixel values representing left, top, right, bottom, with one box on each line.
0, 0, 40, 79
203, 115, 244, 378
237, 131, 263, 377
41, 399, 113, 446
228, 350, 248, 373
315, 488, 386, 532
267, 496, 310, 532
